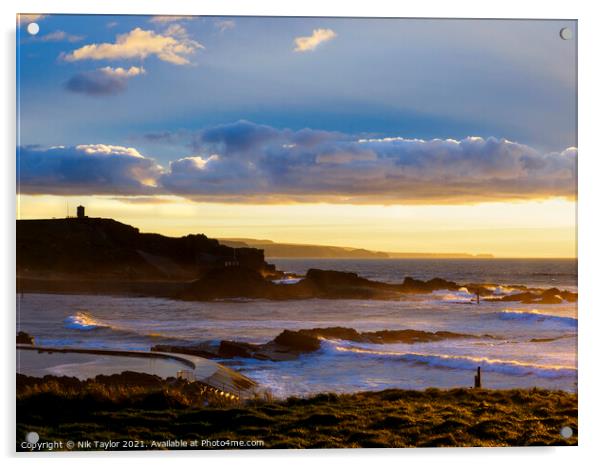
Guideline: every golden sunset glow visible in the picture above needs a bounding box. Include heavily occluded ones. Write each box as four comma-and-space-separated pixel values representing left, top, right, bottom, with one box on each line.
17, 195, 576, 258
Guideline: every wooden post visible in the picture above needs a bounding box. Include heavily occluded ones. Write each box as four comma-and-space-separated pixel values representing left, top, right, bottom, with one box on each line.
476, 289, 480, 304
474, 366, 482, 388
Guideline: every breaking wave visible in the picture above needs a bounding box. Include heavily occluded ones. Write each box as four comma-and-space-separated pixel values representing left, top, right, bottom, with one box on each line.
328, 343, 575, 379
484, 285, 522, 296
435, 287, 474, 303
495, 310, 577, 327
64, 311, 109, 331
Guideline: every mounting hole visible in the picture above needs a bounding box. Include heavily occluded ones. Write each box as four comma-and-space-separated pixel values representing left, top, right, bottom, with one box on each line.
559, 27, 573, 40
560, 426, 573, 439
26, 22, 40, 36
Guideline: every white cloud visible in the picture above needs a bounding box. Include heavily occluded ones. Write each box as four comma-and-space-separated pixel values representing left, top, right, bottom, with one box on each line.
294, 28, 336, 52
36, 30, 84, 43
99, 66, 146, 78
18, 122, 578, 204
18, 14, 47, 24
160, 121, 578, 203
214, 19, 235, 33
149, 15, 195, 24
62, 27, 203, 65
75, 144, 145, 158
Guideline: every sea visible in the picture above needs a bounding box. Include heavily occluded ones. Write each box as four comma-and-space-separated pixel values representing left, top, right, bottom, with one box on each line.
17, 258, 578, 397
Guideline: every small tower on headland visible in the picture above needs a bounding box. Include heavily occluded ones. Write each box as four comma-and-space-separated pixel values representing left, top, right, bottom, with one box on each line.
76, 205, 86, 219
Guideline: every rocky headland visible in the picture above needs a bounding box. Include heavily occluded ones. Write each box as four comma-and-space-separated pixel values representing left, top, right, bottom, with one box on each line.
152, 326, 496, 362
17, 218, 577, 304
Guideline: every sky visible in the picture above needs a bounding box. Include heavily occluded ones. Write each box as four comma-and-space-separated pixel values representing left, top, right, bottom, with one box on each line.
16, 15, 577, 257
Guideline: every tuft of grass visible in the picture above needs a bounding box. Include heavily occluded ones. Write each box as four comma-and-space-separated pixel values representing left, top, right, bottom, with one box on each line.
17, 374, 577, 450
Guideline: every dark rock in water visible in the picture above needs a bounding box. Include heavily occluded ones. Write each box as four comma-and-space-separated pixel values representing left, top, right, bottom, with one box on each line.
151, 342, 219, 358
538, 294, 563, 304
178, 267, 412, 301
538, 287, 571, 304
559, 290, 578, 302
301, 269, 399, 299
498, 292, 538, 303
294, 327, 476, 344
425, 278, 461, 291
361, 329, 473, 344
218, 340, 259, 358
244, 327, 480, 360
154, 326, 489, 362
298, 327, 364, 342
305, 269, 379, 289
180, 266, 273, 300
399, 277, 460, 293
495, 287, 576, 304
17, 331, 34, 345
273, 330, 322, 352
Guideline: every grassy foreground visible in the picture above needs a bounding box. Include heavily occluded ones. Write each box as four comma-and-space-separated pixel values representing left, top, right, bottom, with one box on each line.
17, 373, 577, 450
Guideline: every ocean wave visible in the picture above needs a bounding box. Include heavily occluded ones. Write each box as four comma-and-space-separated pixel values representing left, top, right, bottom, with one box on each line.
484, 285, 521, 296
272, 277, 303, 285
64, 311, 109, 331
62, 312, 194, 347
495, 310, 577, 327
329, 344, 575, 379
435, 287, 474, 303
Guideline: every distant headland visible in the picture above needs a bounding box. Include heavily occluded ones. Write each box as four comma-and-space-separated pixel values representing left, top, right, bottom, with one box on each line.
219, 238, 494, 259
16, 209, 575, 304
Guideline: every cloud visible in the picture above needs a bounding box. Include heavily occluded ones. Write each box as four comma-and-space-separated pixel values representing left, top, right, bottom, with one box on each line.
18, 14, 47, 24
161, 121, 578, 203
62, 27, 203, 65
109, 196, 177, 205
18, 144, 161, 195
141, 130, 186, 144
149, 15, 195, 23
17, 122, 577, 204
65, 66, 146, 96
36, 30, 84, 43
214, 19, 235, 33
294, 28, 336, 52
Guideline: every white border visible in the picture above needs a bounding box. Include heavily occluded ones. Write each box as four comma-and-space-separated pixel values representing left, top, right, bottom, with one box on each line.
2, 1, 601, 465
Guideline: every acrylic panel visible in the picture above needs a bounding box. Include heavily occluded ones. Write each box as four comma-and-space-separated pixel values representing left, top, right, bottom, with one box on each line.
16, 14, 577, 451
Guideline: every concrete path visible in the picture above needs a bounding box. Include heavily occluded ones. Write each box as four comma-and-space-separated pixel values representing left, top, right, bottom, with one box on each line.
17, 345, 258, 399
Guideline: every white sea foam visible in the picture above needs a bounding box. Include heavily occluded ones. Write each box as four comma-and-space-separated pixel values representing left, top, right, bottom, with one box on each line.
272, 277, 303, 285
64, 311, 108, 330
329, 343, 575, 379
435, 287, 474, 303
485, 285, 521, 296
496, 310, 577, 327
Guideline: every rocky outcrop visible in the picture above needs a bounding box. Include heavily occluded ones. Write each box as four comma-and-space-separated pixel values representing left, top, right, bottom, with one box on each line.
16, 331, 34, 345
152, 326, 484, 362
17, 218, 277, 280
398, 277, 460, 293
178, 267, 578, 302
179, 267, 403, 300
218, 341, 257, 359
493, 287, 577, 304
273, 330, 322, 352
293, 327, 478, 344
179, 266, 275, 300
